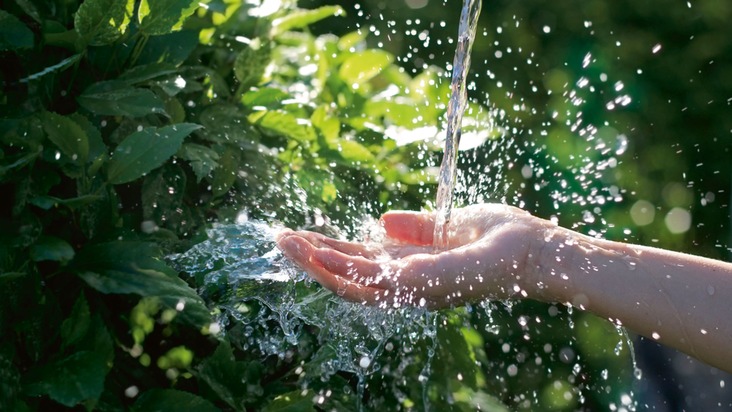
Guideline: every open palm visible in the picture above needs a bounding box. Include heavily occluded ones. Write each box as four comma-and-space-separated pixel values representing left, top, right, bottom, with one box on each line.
277, 204, 544, 308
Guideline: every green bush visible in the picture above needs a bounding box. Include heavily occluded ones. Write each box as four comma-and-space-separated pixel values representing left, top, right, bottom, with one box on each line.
1, 0, 639, 410
0, 0, 478, 409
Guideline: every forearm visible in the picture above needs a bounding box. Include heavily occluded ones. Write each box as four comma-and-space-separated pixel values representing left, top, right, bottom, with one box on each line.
530, 225, 732, 373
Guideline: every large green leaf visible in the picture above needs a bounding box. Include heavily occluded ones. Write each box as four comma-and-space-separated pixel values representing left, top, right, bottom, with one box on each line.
249, 111, 316, 143
77, 80, 166, 118
106, 123, 200, 184
23, 315, 113, 407
137, 0, 198, 35
338, 50, 393, 87
74, 0, 135, 46
39, 111, 89, 163
74, 241, 211, 327
271, 5, 345, 36
0, 10, 34, 51
29, 236, 75, 262
132, 389, 220, 412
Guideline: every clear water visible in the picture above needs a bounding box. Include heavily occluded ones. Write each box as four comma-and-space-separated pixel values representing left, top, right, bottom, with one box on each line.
433, 0, 482, 249
171, 220, 441, 407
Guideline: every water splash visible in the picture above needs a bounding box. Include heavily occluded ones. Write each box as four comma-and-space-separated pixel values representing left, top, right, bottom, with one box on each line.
433, 0, 482, 249
170, 220, 440, 407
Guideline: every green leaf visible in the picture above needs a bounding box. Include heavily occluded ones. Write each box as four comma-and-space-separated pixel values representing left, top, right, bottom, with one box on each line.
29, 236, 75, 262
209, 146, 238, 198
311, 106, 340, 141
234, 43, 272, 89
338, 50, 394, 87
74, 0, 135, 46
249, 111, 316, 143
141, 164, 186, 225
178, 143, 220, 182
19, 54, 83, 84
29, 194, 104, 210
74, 241, 211, 328
40, 111, 89, 163
241, 87, 290, 108
0, 10, 34, 51
327, 139, 374, 165
134, 30, 198, 66
23, 316, 113, 408
23, 351, 108, 407
107, 123, 201, 184
197, 341, 262, 409
271, 5, 345, 36
132, 389, 220, 412
137, 0, 199, 35
78, 81, 167, 117
118, 62, 179, 84
262, 389, 316, 412
60, 294, 91, 350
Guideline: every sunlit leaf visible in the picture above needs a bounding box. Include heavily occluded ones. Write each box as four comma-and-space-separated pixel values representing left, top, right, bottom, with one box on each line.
311, 106, 340, 141
249, 110, 316, 143
74, 0, 135, 46
40, 111, 89, 163
338, 50, 393, 87
107, 123, 200, 184
271, 5, 345, 36
137, 0, 199, 35
234, 43, 272, 90
331, 139, 374, 164
78, 81, 167, 118
0, 10, 33, 51
241, 87, 290, 108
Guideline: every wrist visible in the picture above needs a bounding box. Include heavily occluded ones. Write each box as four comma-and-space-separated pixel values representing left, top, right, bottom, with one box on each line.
524, 222, 581, 304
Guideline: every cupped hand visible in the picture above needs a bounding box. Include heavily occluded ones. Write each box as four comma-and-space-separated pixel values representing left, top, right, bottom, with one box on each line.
276, 204, 547, 308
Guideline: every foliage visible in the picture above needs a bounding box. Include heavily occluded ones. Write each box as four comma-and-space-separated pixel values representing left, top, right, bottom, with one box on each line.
4, 0, 727, 410
0, 0, 493, 410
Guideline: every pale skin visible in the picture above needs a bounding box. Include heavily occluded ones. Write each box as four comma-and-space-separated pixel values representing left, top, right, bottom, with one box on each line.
277, 204, 732, 373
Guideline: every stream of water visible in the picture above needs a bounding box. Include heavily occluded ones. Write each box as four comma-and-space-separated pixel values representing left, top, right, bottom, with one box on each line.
432, 0, 482, 249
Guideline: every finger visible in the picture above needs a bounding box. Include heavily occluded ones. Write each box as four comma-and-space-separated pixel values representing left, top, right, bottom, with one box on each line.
295, 231, 378, 258
380, 210, 435, 245
277, 235, 392, 305
312, 247, 392, 288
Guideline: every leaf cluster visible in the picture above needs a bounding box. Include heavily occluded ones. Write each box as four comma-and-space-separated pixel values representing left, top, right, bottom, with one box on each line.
0, 0, 462, 410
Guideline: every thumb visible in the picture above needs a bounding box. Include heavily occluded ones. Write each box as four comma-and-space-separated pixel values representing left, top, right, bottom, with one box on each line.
380, 210, 435, 246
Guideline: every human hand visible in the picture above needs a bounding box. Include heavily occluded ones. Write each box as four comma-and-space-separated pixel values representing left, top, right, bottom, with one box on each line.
276, 204, 548, 308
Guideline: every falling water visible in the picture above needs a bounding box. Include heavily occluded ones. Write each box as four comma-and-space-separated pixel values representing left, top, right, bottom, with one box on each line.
433, 0, 482, 249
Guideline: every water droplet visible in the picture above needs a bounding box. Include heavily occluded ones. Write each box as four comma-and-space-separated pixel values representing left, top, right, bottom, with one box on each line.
651, 332, 660, 340
707, 285, 715, 296
359, 355, 371, 368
